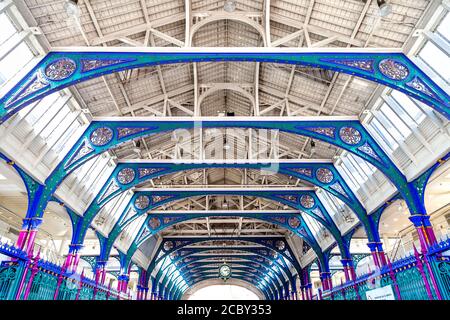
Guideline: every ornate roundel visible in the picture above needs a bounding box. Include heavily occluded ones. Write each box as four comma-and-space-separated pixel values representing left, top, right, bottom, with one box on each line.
316, 168, 334, 184
117, 168, 135, 185
288, 216, 301, 229
339, 127, 361, 145
149, 217, 161, 230
44, 58, 77, 81
163, 241, 174, 251
275, 240, 285, 251
90, 127, 113, 146
300, 194, 315, 209
378, 59, 409, 80
134, 195, 150, 210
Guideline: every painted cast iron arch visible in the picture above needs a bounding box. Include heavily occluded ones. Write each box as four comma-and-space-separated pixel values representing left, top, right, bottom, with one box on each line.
170, 266, 281, 299
149, 253, 287, 300
107, 189, 349, 262
178, 268, 280, 298
154, 246, 291, 289
154, 250, 285, 300
180, 276, 272, 300
27, 118, 428, 248
169, 260, 288, 294
178, 265, 281, 300
152, 251, 293, 293
125, 211, 326, 275
21, 117, 419, 255
154, 236, 301, 274
1, 48, 448, 122
84, 160, 368, 243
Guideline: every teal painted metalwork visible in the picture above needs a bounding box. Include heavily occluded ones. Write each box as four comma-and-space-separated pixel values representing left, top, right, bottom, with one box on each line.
0, 50, 448, 122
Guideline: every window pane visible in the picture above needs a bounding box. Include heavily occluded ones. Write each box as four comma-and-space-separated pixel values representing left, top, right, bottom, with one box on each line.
390, 90, 425, 123
418, 42, 450, 83
436, 12, 450, 42
0, 42, 34, 81
0, 13, 17, 45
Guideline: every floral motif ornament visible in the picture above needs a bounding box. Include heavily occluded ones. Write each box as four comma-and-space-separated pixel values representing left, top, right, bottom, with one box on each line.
300, 194, 315, 209
339, 127, 361, 145
44, 58, 77, 81
134, 195, 150, 210
90, 127, 113, 146
378, 59, 409, 80
275, 240, 286, 251
149, 217, 161, 230
288, 217, 301, 228
163, 241, 174, 251
117, 168, 136, 185
316, 168, 334, 184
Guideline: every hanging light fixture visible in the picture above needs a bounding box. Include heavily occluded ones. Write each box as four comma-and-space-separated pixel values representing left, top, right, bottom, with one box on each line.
64, 0, 80, 17
377, 0, 392, 17
224, 0, 236, 13
310, 140, 316, 155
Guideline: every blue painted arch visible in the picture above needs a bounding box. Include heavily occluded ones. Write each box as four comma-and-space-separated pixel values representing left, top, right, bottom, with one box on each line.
0, 49, 448, 122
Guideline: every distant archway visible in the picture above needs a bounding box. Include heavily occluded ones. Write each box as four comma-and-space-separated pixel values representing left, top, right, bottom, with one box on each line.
183, 279, 263, 300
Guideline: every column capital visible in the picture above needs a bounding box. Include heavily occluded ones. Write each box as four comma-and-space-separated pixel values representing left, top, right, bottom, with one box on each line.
409, 214, 431, 227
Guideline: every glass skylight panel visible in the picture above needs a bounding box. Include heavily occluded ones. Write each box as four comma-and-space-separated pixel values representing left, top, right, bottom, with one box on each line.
436, 12, 449, 42
418, 41, 450, 84
0, 13, 17, 45
380, 103, 412, 139
0, 41, 34, 85
390, 90, 426, 123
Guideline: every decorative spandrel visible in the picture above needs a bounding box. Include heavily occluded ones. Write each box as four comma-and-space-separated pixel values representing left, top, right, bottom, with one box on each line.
357, 142, 381, 162
6, 72, 49, 108
316, 168, 334, 184
300, 194, 315, 209
44, 58, 77, 81
90, 127, 113, 146
378, 59, 409, 80
117, 168, 135, 185
291, 168, 313, 177
134, 195, 150, 210
320, 58, 374, 72
117, 127, 148, 139
339, 127, 362, 145
304, 127, 336, 138
138, 167, 165, 179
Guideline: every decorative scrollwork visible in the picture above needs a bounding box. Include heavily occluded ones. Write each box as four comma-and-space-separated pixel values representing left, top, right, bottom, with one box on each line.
149, 217, 161, 230
316, 168, 334, 184
378, 59, 409, 80
339, 127, 362, 145
134, 195, 150, 210
117, 168, 135, 185
44, 58, 77, 81
163, 241, 174, 251
90, 127, 113, 146
275, 240, 286, 251
288, 217, 301, 229
300, 194, 315, 209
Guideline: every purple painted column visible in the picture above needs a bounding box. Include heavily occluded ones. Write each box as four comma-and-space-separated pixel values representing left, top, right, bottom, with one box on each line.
409, 215, 437, 253
367, 242, 380, 268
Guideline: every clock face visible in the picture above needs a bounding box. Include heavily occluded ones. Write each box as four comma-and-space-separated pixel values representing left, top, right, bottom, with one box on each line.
219, 264, 231, 278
